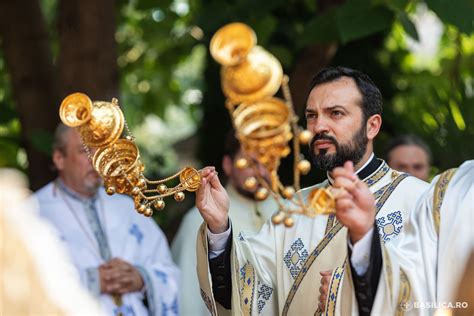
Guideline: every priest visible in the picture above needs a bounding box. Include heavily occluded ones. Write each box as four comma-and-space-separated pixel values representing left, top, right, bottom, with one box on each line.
337, 160, 474, 315
36, 124, 180, 316
193, 67, 429, 315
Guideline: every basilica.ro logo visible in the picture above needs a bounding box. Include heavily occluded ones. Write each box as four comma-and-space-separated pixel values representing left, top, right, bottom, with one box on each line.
399, 300, 413, 311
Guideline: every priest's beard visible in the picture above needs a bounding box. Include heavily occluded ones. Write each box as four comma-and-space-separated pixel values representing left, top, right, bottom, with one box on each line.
309, 123, 368, 171
83, 171, 101, 195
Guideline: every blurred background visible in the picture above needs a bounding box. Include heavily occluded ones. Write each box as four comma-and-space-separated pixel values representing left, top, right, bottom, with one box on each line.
0, 0, 472, 239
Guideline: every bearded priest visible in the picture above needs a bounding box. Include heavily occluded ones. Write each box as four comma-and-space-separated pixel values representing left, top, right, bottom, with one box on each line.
193, 67, 429, 315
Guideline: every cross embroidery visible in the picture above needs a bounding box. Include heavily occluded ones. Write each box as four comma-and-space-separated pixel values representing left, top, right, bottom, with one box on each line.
129, 223, 143, 244
283, 238, 309, 279
376, 211, 403, 242
154, 269, 168, 284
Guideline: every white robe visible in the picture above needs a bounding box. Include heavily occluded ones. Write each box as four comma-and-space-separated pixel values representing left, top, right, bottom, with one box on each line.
171, 185, 277, 316
340, 160, 474, 315
196, 160, 428, 315
36, 181, 180, 316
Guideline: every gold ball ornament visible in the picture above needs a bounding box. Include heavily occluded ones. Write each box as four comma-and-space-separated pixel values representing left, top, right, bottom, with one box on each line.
157, 184, 167, 194
137, 178, 147, 189
282, 186, 295, 199
153, 199, 165, 210
179, 167, 202, 192
137, 204, 146, 214
144, 207, 153, 217
131, 186, 141, 196
298, 130, 312, 145
271, 212, 285, 225
235, 158, 249, 169
106, 186, 116, 195
244, 177, 258, 190
174, 192, 185, 202
255, 187, 269, 201
297, 160, 311, 175
284, 216, 294, 228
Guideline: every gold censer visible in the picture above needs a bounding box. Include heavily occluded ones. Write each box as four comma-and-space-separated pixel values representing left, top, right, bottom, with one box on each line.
211, 22, 339, 227
59, 93, 201, 217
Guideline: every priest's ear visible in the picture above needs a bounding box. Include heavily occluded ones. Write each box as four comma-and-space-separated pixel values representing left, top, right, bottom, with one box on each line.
51, 123, 71, 172
52, 149, 66, 172
366, 114, 382, 141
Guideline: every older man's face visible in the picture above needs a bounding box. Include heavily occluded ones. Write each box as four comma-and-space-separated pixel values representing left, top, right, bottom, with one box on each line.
53, 129, 101, 196
388, 145, 430, 181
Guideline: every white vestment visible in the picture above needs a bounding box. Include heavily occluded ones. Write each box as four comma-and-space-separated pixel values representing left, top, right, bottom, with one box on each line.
172, 185, 277, 316
36, 181, 180, 316
196, 160, 428, 315
339, 160, 474, 316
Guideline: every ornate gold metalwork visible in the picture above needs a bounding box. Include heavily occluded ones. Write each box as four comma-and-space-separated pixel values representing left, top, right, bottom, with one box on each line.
211, 23, 338, 226
210, 22, 256, 66
221, 47, 283, 105
211, 23, 283, 106
59, 93, 201, 217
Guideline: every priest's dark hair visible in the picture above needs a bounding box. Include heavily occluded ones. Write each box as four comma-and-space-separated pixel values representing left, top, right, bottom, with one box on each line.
386, 134, 432, 164
309, 66, 383, 122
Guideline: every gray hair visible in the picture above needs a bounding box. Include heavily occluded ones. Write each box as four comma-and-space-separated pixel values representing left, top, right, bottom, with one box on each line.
52, 123, 73, 155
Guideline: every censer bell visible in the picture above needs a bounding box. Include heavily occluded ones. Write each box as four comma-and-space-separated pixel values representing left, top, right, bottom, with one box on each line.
210, 22, 256, 66
60, 93, 124, 148
210, 22, 283, 106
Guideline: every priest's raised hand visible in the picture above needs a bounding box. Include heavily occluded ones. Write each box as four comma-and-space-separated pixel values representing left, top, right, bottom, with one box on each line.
332, 161, 376, 243
195, 166, 230, 234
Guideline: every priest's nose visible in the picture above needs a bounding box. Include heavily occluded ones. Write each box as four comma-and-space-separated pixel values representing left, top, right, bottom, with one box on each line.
311, 118, 330, 135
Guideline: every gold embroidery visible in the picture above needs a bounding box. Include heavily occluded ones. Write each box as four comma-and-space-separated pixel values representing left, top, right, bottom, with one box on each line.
395, 268, 411, 316
432, 168, 457, 236
239, 263, 256, 316
326, 265, 345, 316
324, 215, 336, 235
364, 160, 390, 187
282, 173, 409, 315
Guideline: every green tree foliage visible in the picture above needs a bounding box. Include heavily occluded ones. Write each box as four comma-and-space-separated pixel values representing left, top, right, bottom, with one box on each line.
0, 0, 472, 234
380, 24, 474, 171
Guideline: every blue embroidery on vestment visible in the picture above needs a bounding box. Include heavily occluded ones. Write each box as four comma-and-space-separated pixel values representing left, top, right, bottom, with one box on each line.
283, 238, 309, 279
257, 281, 273, 314
114, 304, 135, 316
154, 269, 168, 284
129, 223, 143, 244
376, 210, 403, 242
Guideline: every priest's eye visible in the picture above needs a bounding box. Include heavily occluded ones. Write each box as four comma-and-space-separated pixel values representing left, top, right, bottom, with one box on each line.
306, 113, 317, 120
331, 110, 344, 117
413, 164, 425, 171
